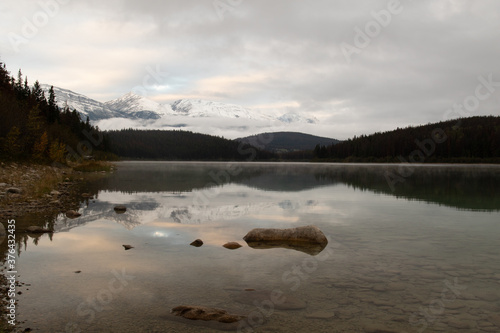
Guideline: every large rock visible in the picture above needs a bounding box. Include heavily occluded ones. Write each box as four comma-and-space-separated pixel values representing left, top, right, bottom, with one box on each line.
243, 225, 328, 255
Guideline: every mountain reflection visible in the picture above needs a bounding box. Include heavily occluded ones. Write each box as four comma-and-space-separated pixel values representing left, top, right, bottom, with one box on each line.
89, 162, 500, 212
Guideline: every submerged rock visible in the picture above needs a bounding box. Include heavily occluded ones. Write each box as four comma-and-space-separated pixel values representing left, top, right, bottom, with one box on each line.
167, 305, 246, 331
305, 310, 335, 319
190, 239, 204, 247
233, 289, 307, 310
243, 225, 328, 255
26, 226, 52, 233
223, 242, 242, 250
114, 205, 127, 213
66, 210, 81, 218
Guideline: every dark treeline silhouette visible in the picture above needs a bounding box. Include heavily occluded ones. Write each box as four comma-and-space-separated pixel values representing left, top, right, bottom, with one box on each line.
310, 116, 500, 162
0, 62, 109, 162
106, 129, 276, 160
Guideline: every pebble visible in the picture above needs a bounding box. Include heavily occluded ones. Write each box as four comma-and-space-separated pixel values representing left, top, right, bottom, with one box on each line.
190, 239, 203, 247
223, 242, 242, 250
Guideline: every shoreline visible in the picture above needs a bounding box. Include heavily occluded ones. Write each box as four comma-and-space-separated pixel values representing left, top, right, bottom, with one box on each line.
0, 161, 111, 331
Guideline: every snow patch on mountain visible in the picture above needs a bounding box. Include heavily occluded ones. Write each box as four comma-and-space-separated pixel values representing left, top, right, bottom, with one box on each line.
170, 99, 274, 121
104, 92, 172, 119
278, 112, 318, 124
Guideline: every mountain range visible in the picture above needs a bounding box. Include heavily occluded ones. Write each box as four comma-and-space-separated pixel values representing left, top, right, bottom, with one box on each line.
41, 85, 319, 137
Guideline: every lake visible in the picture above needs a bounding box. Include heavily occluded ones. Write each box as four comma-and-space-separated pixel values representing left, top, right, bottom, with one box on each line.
12, 162, 500, 332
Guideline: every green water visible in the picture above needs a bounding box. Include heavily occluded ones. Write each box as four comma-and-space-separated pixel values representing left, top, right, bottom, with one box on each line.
11, 162, 500, 332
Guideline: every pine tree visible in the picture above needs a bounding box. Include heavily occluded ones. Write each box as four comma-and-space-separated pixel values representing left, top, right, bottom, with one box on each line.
4, 126, 22, 157
48, 86, 56, 109
31, 80, 45, 103
26, 106, 42, 152
47, 85, 59, 123
33, 131, 48, 160
49, 140, 66, 163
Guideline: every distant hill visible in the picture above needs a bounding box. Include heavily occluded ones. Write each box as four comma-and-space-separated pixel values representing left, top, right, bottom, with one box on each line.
313, 116, 500, 162
237, 132, 339, 152
106, 129, 276, 160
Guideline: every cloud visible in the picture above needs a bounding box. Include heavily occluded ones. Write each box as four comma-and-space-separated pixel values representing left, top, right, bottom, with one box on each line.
1, 0, 499, 139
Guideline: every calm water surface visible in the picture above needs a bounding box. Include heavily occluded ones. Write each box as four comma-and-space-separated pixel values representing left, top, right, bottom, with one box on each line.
12, 162, 500, 332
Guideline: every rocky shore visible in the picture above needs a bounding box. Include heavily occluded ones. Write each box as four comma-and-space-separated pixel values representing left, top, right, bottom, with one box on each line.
0, 162, 96, 221
0, 161, 109, 331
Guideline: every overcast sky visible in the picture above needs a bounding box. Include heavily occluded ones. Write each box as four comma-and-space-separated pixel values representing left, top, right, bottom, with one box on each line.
1, 0, 500, 139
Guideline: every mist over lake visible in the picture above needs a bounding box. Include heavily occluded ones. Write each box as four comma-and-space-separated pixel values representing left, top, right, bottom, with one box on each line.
12, 162, 500, 332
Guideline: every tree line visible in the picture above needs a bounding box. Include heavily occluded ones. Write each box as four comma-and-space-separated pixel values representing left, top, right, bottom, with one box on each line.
311, 116, 500, 162
106, 129, 276, 161
0, 62, 109, 163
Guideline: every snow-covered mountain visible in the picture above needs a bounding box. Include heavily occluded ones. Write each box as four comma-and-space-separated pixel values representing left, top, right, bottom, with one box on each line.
41, 84, 120, 120
104, 92, 170, 120
170, 99, 274, 121
41, 84, 320, 138
41, 85, 163, 120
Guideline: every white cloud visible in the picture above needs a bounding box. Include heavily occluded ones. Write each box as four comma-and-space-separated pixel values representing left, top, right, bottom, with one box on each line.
1, 0, 499, 139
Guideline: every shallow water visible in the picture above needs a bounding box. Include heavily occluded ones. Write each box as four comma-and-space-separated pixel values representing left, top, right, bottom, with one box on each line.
10, 162, 500, 332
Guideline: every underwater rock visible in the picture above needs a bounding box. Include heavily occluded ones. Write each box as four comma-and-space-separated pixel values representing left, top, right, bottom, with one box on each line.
232, 289, 306, 310
26, 226, 52, 233
114, 205, 127, 213
167, 305, 246, 331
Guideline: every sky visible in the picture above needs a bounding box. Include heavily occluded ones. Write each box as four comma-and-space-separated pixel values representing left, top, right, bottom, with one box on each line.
1, 0, 500, 139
